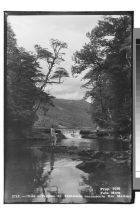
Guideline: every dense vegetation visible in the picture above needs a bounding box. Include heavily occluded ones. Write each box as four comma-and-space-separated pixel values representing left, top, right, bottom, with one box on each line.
6, 23, 68, 135
72, 15, 132, 136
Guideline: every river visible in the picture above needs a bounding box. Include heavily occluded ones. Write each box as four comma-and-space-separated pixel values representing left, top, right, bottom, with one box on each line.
5, 129, 132, 203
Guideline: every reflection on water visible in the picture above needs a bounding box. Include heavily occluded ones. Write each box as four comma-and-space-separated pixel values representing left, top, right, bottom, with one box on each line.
59, 138, 124, 151
5, 130, 131, 203
31, 147, 87, 203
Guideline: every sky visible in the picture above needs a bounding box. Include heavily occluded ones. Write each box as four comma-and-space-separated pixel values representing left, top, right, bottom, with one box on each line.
8, 15, 103, 100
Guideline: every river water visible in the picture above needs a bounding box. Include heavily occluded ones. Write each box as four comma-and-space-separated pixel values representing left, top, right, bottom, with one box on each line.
59, 129, 124, 151
5, 129, 132, 203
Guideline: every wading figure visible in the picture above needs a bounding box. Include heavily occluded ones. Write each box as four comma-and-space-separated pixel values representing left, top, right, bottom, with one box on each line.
50, 125, 57, 147
96, 125, 100, 136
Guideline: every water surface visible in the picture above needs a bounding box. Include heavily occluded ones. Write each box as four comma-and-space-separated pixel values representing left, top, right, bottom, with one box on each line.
5, 129, 132, 203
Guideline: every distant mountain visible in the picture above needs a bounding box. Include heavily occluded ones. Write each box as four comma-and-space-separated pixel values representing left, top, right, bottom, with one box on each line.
34, 98, 95, 129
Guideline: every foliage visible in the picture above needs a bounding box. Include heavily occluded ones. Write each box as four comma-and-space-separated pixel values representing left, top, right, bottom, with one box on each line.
34, 39, 68, 89
6, 23, 54, 131
33, 39, 69, 114
72, 15, 132, 134
7, 24, 69, 133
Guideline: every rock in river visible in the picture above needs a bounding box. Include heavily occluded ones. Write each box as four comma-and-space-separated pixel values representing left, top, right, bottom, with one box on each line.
76, 160, 105, 173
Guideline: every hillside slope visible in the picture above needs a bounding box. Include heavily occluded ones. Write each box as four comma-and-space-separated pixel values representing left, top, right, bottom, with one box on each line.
34, 98, 95, 129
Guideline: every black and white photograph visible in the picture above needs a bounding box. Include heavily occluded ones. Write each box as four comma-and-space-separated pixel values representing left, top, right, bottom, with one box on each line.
4, 12, 133, 203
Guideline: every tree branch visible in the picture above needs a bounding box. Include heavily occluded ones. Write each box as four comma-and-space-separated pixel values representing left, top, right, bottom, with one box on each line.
47, 81, 63, 84
40, 56, 57, 90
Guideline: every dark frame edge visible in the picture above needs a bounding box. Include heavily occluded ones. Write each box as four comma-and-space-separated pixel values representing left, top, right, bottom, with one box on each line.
3, 10, 135, 204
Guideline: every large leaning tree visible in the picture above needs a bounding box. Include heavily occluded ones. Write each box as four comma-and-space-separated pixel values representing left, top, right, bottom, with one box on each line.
72, 15, 132, 135
32, 39, 69, 116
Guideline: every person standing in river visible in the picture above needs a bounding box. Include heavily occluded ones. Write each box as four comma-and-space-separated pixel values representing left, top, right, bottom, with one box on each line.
50, 125, 57, 147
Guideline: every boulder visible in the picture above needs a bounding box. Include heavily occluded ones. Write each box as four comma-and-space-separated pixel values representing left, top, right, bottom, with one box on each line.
78, 150, 92, 157
76, 160, 105, 173
93, 151, 105, 159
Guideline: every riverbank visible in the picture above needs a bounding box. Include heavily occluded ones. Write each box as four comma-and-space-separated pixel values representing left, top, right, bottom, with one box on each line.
80, 129, 132, 143
6, 128, 66, 143
40, 144, 131, 173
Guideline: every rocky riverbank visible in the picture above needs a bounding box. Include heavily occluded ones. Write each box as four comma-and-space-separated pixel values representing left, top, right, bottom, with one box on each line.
40, 144, 131, 176
79, 129, 113, 139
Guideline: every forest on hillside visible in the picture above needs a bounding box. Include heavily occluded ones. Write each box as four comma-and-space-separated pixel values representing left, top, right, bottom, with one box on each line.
34, 98, 94, 128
